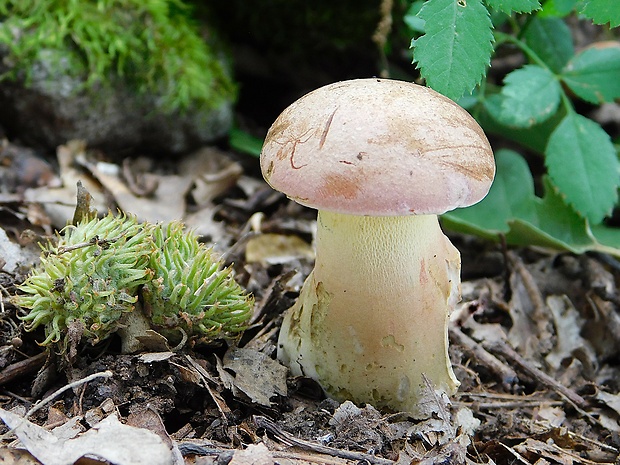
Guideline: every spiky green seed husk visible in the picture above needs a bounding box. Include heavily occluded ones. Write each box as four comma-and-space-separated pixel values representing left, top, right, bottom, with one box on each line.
16, 214, 156, 346
143, 221, 253, 343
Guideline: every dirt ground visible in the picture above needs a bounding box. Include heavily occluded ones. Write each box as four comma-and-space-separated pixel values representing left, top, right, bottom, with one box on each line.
0, 136, 619, 465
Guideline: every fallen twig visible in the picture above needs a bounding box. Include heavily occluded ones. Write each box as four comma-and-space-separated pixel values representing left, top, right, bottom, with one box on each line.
0, 352, 47, 386
254, 415, 395, 465
484, 340, 587, 409
26, 370, 112, 419
449, 326, 519, 390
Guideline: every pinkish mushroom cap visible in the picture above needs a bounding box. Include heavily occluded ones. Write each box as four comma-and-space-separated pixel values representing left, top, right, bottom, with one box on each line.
260, 78, 495, 216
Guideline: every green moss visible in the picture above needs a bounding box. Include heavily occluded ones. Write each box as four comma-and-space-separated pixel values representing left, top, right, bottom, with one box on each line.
0, 0, 236, 111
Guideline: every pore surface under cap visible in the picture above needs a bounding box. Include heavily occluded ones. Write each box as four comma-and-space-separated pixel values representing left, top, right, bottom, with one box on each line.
260, 78, 495, 216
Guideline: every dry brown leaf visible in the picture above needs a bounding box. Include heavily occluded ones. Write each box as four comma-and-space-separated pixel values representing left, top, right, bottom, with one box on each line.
179, 147, 243, 207
595, 390, 620, 431
245, 233, 314, 265
86, 159, 193, 223
0, 447, 41, 464
513, 438, 588, 465
0, 226, 35, 273
534, 405, 566, 428
217, 347, 287, 406
507, 270, 544, 360
545, 295, 596, 370
229, 443, 274, 465
21, 141, 106, 228
183, 208, 230, 247
0, 408, 174, 465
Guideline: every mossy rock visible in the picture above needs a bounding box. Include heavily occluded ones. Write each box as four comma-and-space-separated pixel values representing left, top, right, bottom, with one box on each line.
0, 0, 236, 155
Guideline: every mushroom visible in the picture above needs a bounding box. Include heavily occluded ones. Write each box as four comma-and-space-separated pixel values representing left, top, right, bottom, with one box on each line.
260, 78, 495, 416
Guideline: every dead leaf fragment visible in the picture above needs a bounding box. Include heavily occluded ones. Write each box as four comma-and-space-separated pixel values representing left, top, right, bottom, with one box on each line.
545, 295, 595, 371
0, 447, 41, 464
218, 347, 287, 406
245, 233, 314, 265
87, 159, 193, 223
229, 443, 274, 465
0, 226, 28, 273
0, 408, 173, 465
179, 147, 243, 207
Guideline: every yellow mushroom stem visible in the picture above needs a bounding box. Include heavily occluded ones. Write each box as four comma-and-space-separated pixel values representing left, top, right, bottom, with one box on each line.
277, 210, 461, 416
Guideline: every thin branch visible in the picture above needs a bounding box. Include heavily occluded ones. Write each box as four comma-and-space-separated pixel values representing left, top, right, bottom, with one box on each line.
254, 415, 394, 465
26, 370, 112, 419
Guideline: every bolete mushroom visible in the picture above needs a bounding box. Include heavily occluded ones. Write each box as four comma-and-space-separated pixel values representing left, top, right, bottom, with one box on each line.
260, 78, 495, 416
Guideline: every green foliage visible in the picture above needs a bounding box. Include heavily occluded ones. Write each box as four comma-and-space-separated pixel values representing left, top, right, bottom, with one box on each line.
562, 47, 620, 103
579, 0, 620, 27
485, 0, 540, 14
406, 0, 620, 255
0, 0, 235, 111
444, 150, 620, 254
545, 112, 618, 223
229, 127, 264, 158
14, 213, 253, 349
413, 0, 494, 101
496, 65, 561, 126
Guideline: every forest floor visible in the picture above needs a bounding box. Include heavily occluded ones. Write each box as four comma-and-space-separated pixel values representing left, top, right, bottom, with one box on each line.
0, 137, 619, 465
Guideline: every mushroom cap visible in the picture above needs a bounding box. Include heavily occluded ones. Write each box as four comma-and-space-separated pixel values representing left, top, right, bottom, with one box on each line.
260, 78, 495, 216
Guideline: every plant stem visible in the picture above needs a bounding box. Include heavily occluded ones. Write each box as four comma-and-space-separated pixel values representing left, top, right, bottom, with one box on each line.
493, 31, 548, 69
494, 30, 575, 116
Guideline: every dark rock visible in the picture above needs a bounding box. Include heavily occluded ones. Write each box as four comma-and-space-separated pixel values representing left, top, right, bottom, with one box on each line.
0, 39, 233, 157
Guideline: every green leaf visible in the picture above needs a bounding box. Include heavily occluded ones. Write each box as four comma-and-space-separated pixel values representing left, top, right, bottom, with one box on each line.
545, 112, 619, 223
522, 17, 574, 73
485, 0, 540, 14
580, 0, 620, 27
444, 150, 620, 256
446, 149, 536, 236
229, 127, 263, 157
539, 0, 578, 17
561, 47, 620, 103
498, 65, 561, 127
481, 95, 566, 153
404, 0, 426, 33
591, 224, 620, 250
413, 0, 494, 101
529, 178, 599, 249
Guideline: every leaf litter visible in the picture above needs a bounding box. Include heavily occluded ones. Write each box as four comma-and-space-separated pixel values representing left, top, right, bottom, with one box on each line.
0, 139, 619, 464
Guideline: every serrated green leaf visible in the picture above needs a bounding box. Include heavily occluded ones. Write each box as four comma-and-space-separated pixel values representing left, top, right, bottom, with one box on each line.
444, 150, 620, 256
523, 17, 574, 73
485, 0, 540, 14
545, 112, 619, 223
539, 0, 578, 17
413, 0, 494, 101
561, 47, 620, 103
482, 95, 567, 153
446, 149, 536, 236
506, 179, 620, 255
529, 177, 598, 249
580, 0, 620, 27
498, 65, 561, 127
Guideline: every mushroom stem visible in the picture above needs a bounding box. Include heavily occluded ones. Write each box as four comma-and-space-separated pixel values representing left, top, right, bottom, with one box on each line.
278, 210, 461, 416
